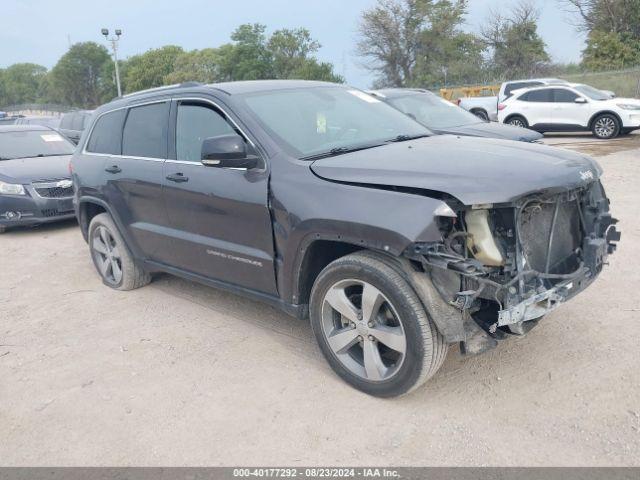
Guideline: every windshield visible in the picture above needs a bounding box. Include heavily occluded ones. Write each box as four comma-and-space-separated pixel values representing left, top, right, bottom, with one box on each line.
0, 130, 75, 160
239, 86, 431, 158
387, 93, 482, 128
574, 85, 610, 101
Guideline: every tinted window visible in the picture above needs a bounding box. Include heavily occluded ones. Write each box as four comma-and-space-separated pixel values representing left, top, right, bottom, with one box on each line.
176, 103, 235, 162
122, 103, 169, 158
71, 114, 85, 130
86, 109, 126, 155
552, 89, 579, 102
521, 89, 552, 102
505, 81, 542, 97
60, 113, 75, 129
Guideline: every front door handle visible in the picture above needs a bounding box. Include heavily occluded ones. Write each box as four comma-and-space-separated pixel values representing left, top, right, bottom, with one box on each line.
105, 165, 121, 174
166, 172, 189, 183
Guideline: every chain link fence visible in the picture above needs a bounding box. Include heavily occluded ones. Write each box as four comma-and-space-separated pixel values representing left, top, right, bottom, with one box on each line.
0, 104, 76, 117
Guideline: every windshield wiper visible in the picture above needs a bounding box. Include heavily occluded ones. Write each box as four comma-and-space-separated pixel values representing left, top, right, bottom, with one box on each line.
9, 153, 70, 160
300, 144, 385, 161
386, 133, 430, 143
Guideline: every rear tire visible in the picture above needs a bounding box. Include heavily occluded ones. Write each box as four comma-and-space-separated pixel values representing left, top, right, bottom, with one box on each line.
88, 213, 151, 291
471, 109, 489, 121
592, 113, 620, 139
506, 115, 528, 129
309, 251, 447, 397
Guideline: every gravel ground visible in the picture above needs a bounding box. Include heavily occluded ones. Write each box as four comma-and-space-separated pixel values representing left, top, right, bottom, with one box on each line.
0, 134, 639, 466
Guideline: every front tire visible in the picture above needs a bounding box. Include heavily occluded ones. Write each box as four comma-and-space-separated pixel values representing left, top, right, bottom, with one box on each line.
88, 213, 151, 291
309, 251, 447, 397
592, 113, 620, 139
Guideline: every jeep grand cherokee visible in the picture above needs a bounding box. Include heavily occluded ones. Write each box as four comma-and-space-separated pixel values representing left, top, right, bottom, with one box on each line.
71, 81, 619, 397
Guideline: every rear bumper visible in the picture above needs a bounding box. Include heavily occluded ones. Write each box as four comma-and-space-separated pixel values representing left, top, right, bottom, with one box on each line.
0, 190, 76, 229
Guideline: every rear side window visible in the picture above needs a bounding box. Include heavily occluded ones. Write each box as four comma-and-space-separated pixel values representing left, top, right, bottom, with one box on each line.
552, 89, 579, 103
520, 89, 552, 102
122, 103, 169, 159
86, 109, 126, 155
176, 103, 235, 162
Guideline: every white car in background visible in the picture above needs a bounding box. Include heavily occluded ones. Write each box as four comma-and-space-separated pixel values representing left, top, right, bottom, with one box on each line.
498, 83, 640, 139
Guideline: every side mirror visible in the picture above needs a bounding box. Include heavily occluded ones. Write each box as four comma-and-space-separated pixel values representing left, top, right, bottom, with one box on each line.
201, 134, 258, 169
574, 97, 587, 104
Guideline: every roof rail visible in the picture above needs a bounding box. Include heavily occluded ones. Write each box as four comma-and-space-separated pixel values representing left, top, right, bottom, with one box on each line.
120, 82, 204, 99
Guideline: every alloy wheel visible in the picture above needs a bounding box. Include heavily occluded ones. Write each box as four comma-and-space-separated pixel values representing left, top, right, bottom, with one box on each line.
594, 116, 616, 138
320, 279, 406, 382
509, 118, 525, 128
91, 225, 123, 285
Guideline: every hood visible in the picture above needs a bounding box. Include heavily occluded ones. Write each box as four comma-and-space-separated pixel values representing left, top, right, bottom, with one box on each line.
310, 136, 601, 205
610, 97, 640, 105
436, 122, 543, 142
0, 155, 72, 184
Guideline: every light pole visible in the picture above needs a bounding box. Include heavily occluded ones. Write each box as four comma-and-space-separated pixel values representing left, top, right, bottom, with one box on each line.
102, 28, 123, 97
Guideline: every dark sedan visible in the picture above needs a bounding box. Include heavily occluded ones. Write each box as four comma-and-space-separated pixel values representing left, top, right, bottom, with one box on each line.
369, 88, 543, 142
0, 125, 76, 233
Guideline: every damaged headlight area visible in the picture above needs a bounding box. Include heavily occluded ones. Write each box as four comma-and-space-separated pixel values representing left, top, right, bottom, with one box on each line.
406, 180, 620, 342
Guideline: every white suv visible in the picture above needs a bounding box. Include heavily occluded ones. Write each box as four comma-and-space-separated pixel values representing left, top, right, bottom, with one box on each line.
498, 83, 640, 139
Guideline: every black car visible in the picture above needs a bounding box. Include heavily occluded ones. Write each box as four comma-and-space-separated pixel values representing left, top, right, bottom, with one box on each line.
369, 88, 543, 142
59, 110, 93, 145
72, 81, 618, 397
0, 125, 76, 233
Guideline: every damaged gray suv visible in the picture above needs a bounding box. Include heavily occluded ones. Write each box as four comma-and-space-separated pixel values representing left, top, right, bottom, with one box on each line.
72, 81, 620, 397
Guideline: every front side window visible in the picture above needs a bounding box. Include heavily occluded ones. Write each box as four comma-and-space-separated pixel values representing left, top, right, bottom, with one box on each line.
240, 87, 430, 158
122, 102, 169, 159
552, 89, 579, 103
176, 103, 235, 162
86, 109, 126, 155
0, 130, 75, 160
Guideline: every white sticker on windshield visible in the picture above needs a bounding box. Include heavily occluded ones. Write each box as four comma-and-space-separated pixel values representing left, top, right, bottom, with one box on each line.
41, 134, 64, 142
347, 90, 381, 103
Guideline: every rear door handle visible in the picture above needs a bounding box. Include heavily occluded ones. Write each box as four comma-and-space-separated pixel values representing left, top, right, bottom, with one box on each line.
166, 172, 189, 183
104, 165, 121, 174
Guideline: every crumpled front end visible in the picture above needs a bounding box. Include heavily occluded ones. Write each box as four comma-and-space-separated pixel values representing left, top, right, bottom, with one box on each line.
404, 179, 620, 352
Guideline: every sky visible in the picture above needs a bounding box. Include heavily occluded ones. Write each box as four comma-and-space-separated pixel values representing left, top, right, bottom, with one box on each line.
0, 0, 586, 89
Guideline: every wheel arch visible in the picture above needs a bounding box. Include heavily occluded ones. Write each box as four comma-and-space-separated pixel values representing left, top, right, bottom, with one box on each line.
470, 108, 488, 119
588, 110, 623, 129
503, 113, 528, 125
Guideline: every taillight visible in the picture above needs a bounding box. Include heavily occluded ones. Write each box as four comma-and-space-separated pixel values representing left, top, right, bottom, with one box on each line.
497, 103, 507, 111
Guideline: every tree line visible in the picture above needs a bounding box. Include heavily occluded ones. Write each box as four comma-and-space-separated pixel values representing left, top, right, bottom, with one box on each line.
0, 23, 343, 109
1, 0, 639, 109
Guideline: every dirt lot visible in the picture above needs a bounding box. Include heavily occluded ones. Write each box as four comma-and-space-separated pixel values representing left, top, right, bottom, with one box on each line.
1, 134, 639, 466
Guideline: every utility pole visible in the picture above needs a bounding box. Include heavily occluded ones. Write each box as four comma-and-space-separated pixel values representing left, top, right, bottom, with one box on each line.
101, 28, 123, 97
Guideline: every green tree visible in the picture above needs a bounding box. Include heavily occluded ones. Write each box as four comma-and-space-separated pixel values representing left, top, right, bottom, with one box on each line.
123, 45, 184, 92
562, 0, 640, 69
582, 30, 640, 70
356, 0, 486, 87
165, 48, 222, 83
216, 24, 273, 80
49, 42, 113, 108
481, 1, 550, 79
0, 63, 48, 105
